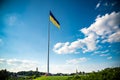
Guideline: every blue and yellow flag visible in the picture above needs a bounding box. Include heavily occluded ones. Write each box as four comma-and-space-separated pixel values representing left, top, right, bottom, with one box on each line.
50, 11, 60, 29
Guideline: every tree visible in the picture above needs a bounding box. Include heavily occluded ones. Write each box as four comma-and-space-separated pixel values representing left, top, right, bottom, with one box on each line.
0, 69, 9, 80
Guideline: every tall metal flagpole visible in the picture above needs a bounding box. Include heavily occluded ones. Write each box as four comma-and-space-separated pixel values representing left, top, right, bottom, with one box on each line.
47, 13, 50, 75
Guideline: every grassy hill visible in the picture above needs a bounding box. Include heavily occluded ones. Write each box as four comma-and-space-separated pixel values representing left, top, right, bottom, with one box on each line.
34, 76, 68, 80
34, 67, 120, 80
0, 67, 120, 80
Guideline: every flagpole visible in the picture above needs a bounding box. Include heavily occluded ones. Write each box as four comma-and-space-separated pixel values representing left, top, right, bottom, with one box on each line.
47, 13, 50, 75
47, 11, 60, 75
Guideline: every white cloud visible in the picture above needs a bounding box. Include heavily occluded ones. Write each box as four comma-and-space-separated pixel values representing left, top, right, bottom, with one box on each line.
53, 42, 64, 49
66, 57, 89, 64
91, 51, 100, 55
53, 12, 120, 54
107, 31, 120, 43
0, 39, 3, 46
0, 39, 2, 43
82, 12, 120, 39
111, 2, 116, 6
50, 64, 75, 73
50, 63, 102, 73
96, 1, 117, 9
107, 56, 112, 60
91, 50, 109, 56
100, 53, 109, 56
96, 2, 101, 9
0, 58, 39, 72
104, 2, 108, 6
53, 34, 98, 54
53, 42, 74, 54
0, 58, 119, 73
5, 14, 24, 27
101, 50, 109, 53
49, 61, 120, 73
7, 15, 17, 26
80, 33, 98, 53
0, 59, 6, 63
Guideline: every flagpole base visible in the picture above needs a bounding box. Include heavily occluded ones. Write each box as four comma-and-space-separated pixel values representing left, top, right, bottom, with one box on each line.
45, 73, 51, 76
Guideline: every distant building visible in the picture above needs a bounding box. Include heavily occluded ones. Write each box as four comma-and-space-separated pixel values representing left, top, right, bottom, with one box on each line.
36, 67, 38, 72
76, 69, 78, 75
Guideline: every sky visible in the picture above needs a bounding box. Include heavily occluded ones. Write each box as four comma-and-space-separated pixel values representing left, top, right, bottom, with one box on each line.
0, 0, 120, 74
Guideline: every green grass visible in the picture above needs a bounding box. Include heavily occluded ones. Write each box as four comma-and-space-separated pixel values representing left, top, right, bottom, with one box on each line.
34, 76, 69, 80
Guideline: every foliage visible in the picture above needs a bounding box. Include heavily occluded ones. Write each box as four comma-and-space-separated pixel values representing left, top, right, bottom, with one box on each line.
34, 76, 69, 80
0, 69, 10, 80
35, 67, 120, 80
17, 71, 45, 76
67, 67, 120, 80
0, 67, 120, 80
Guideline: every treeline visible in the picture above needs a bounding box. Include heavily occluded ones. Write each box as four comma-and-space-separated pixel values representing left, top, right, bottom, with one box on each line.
67, 67, 120, 80
0, 69, 9, 80
17, 71, 45, 76
0, 67, 120, 80
53, 71, 85, 76
0, 70, 46, 80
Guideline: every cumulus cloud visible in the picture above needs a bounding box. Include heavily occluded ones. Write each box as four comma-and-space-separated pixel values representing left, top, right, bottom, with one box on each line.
107, 31, 120, 43
66, 57, 89, 64
53, 12, 120, 54
82, 12, 120, 42
53, 42, 74, 54
53, 33, 98, 54
0, 58, 39, 72
53, 41, 83, 54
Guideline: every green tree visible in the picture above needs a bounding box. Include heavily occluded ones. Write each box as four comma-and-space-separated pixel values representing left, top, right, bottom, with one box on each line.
0, 69, 10, 80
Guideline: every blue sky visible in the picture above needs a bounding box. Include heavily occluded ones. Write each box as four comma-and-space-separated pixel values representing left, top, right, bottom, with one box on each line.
0, 0, 120, 73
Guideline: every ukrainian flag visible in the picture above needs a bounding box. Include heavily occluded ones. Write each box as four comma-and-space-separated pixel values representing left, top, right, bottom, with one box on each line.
50, 11, 60, 29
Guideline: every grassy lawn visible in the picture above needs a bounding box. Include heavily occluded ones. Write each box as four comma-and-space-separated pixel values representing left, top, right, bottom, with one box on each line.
34, 76, 69, 80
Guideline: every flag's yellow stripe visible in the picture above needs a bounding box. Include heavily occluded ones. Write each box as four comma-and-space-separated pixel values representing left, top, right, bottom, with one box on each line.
50, 16, 60, 29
